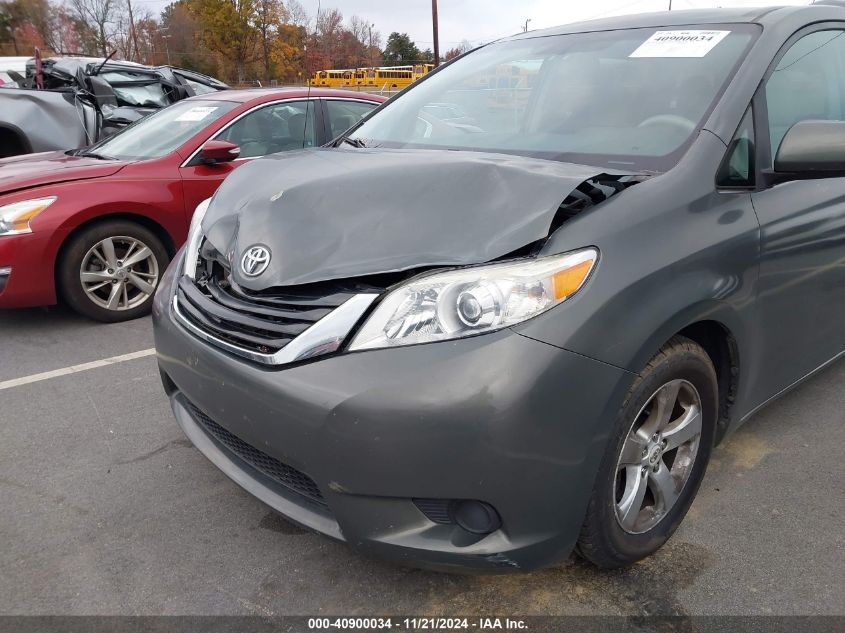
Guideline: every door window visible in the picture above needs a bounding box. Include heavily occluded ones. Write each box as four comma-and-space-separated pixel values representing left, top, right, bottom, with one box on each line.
325, 100, 378, 139
765, 30, 845, 159
216, 100, 316, 159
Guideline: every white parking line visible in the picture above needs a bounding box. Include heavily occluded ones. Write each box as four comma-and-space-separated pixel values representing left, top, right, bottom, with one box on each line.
0, 348, 157, 391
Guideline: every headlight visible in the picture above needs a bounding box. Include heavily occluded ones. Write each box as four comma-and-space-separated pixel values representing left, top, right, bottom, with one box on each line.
349, 248, 598, 351
0, 197, 56, 235
184, 197, 212, 278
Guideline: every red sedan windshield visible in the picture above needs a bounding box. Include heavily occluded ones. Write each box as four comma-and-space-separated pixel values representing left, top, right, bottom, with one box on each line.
91, 99, 238, 161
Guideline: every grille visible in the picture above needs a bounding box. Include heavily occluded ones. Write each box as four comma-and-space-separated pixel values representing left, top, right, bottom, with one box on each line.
186, 401, 327, 508
413, 499, 455, 525
176, 269, 356, 356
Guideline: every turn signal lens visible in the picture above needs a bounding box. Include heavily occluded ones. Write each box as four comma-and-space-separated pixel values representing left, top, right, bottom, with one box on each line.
552, 259, 594, 300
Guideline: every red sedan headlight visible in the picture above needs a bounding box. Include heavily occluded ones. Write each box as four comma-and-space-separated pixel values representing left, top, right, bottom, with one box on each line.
0, 197, 57, 235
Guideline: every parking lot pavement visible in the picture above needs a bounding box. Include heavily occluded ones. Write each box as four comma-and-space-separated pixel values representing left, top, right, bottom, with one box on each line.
1, 305, 843, 617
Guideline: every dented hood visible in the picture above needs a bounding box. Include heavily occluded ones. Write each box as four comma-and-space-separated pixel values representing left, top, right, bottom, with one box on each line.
0, 151, 126, 194
203, 148, 624, 289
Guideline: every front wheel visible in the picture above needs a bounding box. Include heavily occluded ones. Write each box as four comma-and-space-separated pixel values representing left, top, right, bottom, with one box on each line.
58, 221, 170, 322
576, 336, 718, 568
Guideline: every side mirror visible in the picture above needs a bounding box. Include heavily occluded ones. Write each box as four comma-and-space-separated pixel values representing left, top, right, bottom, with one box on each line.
774, 120, 845, 175
199, 140, 240, 165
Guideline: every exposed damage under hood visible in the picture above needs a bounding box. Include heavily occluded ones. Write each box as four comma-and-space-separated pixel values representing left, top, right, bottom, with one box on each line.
202, 148, 645, 291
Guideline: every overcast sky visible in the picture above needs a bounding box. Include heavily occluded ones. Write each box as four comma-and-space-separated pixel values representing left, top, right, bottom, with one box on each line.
140, 0, 811, 49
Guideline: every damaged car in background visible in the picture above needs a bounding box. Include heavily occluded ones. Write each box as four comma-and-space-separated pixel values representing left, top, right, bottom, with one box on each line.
0, 56, 227, 158
156, 3, 845, 571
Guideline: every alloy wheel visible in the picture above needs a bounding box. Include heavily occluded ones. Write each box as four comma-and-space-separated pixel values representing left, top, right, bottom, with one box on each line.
79, 235, 160, 311
614, 379, 703, 534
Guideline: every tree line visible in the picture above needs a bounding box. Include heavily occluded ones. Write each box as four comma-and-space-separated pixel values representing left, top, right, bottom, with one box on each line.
0, 0, 472, 84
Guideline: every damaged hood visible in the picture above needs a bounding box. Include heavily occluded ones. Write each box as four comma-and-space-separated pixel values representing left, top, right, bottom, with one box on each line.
0, 151, 126, 194
204, 148, 628, 289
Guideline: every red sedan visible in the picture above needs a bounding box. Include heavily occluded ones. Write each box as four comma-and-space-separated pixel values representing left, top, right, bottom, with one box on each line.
0, 88, 385, 321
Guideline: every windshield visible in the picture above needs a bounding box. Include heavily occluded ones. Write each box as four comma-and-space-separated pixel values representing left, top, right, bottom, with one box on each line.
178, 74, 219, 95
91, 99, 238, 160
351, 25, 757, 172
100, 71, 171, 107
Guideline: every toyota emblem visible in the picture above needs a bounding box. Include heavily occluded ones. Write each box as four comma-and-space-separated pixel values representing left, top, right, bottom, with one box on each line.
240, 245, 271, 277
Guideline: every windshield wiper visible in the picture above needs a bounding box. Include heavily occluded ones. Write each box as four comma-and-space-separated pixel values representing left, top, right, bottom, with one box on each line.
335, 135, 367, 148
76, 150, 117, 161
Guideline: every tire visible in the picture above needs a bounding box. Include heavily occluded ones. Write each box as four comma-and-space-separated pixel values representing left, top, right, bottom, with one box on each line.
0, 128, 28, 158
576, 335, 718, 568
58, 220, 170, 322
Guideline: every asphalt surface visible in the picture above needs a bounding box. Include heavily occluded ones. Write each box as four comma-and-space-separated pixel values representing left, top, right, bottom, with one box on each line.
1, 304, 843, 617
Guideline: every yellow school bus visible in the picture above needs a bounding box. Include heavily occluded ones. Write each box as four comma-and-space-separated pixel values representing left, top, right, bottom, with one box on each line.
309, 65, 434, 91
310, 69, 355, 87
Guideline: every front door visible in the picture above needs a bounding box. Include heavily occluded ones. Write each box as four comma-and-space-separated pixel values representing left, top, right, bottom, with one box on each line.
750, 27, 845, 401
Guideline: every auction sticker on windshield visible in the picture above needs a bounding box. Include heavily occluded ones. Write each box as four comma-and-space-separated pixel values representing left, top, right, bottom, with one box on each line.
175, 106, 219, 122
630, 30, 730, 58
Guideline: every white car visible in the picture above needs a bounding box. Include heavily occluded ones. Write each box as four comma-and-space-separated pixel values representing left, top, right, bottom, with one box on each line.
0, 56, 29, 73
0, 57, 28, 87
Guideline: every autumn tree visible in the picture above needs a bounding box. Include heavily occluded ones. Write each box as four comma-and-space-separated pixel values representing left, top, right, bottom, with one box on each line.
284, 0, 307, 27
314, 7, 342, 67
1, 0, 397, 85
68, 0, 114, 56
253, 0, 285, 80
107, 0, 150, 61
186, 0, 258, 82
444, 40, 472, 61
270, 22, 303, 81
132, 15, 161, 64
348, 15, 380, 67
159, 1, 213, 72
0, 5, 12, 54
2, 0, 85, 54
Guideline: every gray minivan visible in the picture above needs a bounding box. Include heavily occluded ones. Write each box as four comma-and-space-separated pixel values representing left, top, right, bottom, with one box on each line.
154, 3, 845, 570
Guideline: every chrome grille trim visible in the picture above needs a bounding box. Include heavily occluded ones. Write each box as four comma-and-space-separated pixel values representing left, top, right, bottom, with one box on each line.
172, 292, 378, 365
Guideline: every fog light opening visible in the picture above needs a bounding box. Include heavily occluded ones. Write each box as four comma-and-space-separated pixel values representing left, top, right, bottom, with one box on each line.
452, 500, 501, 535
0, 267, 10, 295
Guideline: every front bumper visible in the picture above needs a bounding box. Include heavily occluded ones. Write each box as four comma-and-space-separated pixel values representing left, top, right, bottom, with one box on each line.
0, 232, 60, 308
153, 257, 634, 571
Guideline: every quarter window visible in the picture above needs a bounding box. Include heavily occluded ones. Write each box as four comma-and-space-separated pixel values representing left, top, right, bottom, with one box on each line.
764, 30, 845, 160
717, 107, 755, 188
325, 100, 377, 139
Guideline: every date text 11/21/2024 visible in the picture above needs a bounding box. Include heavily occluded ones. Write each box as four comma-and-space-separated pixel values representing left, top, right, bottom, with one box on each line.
307, 618, 529, 630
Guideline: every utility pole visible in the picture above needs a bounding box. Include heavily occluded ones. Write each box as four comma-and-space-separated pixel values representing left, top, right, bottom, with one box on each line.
126, 0, 141, 62
431, 0, 440, 66
368, 23, 375, 67
523, 19, 531, 33
163, 34, 171, 65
